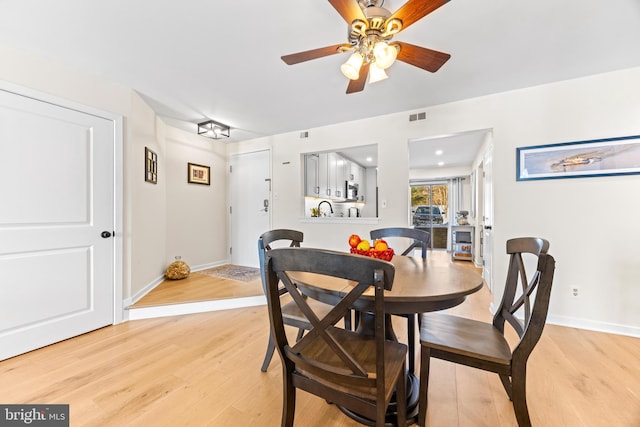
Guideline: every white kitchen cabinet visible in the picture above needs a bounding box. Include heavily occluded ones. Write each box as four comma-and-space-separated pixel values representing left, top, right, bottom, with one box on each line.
335, 155, 346, 198
305, 154, 320, 197
327, 152, 338, 198
316, 153, 329, 197
304, 152, 366, 201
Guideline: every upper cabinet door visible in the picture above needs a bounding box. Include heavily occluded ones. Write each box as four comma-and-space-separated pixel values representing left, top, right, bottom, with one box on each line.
304, 154, 319, 196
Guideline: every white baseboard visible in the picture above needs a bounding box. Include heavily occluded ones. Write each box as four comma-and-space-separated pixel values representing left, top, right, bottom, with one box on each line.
547, 314, 640, 338
191, 260, 228, 272
127, 274, 166, 307
126, 295, 266, 320
488, 303, 638, 338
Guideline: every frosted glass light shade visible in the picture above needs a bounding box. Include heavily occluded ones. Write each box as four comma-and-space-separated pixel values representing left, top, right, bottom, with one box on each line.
369, 62, 388, 83
373, 42, 397, 69
340, 53, 364, 80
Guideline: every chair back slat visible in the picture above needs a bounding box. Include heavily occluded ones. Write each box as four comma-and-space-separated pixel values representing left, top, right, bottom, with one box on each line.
493, 237, 555, 358
265, 247, 395, 389
514, 253, 555, 359
258, 229, 303, 294
370, 227, 431, 259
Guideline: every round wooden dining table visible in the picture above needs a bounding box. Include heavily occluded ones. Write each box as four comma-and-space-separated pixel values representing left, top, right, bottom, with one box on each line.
291, 253, 484, 425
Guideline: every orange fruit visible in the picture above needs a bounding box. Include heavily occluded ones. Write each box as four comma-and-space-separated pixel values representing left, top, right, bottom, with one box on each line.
348, 234, 362, 248
374, 240, 388, 251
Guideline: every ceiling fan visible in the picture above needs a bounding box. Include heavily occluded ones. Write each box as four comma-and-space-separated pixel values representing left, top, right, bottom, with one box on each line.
281, 0, 452, 94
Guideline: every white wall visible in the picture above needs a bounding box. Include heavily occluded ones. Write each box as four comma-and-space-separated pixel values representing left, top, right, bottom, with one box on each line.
236, 67, 640, 336
4, 39, 637, 334
0, 43, 229, 303
165, 125, 228, 268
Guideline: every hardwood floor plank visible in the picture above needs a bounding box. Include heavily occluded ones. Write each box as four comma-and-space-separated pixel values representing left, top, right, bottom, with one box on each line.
131, 271, 263, 307
1, 252, 638, 426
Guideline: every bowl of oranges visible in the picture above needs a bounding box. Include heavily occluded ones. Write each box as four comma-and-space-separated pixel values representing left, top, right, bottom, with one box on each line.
348, 234, 394, 261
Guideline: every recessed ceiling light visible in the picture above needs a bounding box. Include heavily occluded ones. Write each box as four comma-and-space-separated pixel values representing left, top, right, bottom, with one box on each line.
438, 161, 445, 166
366, 157, 373, 162
435, 150, 443, 155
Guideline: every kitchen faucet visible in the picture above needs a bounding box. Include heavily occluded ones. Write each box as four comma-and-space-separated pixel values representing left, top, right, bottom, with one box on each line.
317, 200, 333, 217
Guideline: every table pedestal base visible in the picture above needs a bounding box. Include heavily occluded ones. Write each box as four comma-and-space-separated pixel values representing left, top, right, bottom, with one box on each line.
336, 371, 420, 426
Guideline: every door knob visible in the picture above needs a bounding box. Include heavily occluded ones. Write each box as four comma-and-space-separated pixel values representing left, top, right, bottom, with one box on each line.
101, 231, 113, 238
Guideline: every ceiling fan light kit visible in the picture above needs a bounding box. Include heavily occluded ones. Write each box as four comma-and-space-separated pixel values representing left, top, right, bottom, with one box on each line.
373, 41, 398, 69
197, 120, 230, 140
368, 62, 389, 83
281, 0, 452, 94
341, 52, 364, 79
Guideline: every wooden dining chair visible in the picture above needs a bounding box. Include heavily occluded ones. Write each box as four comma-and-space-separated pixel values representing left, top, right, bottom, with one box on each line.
418, 237, 556, 427
370, 227, 431, 374
264, 247, 407, 427
258, 229, 351, 372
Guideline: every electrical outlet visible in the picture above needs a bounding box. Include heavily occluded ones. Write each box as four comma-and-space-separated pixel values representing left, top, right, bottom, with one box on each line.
571, 287, 579, 298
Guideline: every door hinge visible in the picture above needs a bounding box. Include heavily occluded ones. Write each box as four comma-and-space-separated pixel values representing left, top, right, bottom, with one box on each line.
229, 165, 233, 173
229, 206, 232, 214
229, 247, 232, 255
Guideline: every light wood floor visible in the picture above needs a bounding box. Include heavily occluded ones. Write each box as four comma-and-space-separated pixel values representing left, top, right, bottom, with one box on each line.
130, 271, 263, 308
1, 254, 639, 426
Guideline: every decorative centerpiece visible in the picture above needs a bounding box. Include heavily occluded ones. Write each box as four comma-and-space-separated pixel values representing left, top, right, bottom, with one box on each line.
348, 234, 394, 261
166, 256, 190, 280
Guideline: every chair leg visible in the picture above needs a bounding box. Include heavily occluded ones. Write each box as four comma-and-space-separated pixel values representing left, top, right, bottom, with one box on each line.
511, 363, 532, 427
344, 310, 352, 331
295, 328, 305, 341
282, 365, 296, 427
418, 346, 431, 427
499, 374, 513, 400
407, 314, 416, 374
396, 361, 407, 427
261, 334, 276, 372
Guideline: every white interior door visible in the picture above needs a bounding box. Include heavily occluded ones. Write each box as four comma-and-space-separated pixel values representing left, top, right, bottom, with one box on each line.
230, 150, 270, 268
0, 88, 115, 360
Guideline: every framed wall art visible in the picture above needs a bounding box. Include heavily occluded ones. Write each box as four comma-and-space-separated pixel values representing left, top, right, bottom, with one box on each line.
188, 162, 210, 185
516, 135, 640, 181
145, 147, 158, 184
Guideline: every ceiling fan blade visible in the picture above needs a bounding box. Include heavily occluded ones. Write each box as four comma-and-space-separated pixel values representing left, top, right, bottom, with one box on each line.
328, 0, 367, 24
346, 62, 370, 94
281, 44, 352, 65
388, 0, 450, 32
392, 41, 450, 72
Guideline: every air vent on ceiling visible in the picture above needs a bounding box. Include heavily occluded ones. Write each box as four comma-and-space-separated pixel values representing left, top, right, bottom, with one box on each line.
300, 131, 309, 138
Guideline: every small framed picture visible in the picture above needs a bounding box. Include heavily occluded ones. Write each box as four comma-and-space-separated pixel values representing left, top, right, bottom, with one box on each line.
145, 147, 158, 184
188, 162, 211, 185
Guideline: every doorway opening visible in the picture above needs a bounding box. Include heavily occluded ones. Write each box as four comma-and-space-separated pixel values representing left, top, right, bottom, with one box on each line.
410, 183, 448, 249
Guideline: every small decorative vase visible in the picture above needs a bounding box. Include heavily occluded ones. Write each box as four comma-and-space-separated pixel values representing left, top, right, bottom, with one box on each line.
166, 256, 190, 280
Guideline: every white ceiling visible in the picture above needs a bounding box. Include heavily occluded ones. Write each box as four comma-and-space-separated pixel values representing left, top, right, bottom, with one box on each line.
1, 0, 639, 151
409, 130, 490, 169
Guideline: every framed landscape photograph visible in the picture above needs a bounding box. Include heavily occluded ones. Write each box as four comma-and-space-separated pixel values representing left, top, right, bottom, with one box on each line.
145, 147, 157, 184
516, 135, 640, 181
188, 162, 210, 185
